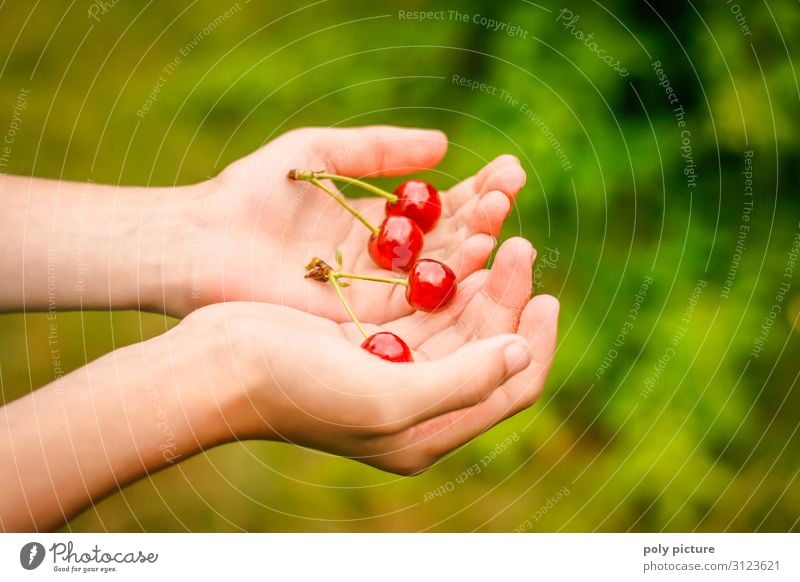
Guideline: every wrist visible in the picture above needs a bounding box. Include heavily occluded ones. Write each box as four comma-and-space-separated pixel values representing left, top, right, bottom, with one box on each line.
137, 180, 212, 317
155, 306, 281, 447
46, 179, 211, 315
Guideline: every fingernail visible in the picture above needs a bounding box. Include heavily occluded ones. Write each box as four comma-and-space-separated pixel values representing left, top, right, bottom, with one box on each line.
503, 340, 531, 376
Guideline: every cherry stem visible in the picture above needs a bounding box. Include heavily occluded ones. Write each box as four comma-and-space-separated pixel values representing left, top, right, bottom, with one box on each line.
305, 177, 380, 237
329, 275, 369, 340
308, 172, 398, 204
335, 271, 409, 288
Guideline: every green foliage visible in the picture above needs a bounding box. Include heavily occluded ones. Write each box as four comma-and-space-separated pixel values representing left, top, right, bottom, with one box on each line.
0, 0, 798, 531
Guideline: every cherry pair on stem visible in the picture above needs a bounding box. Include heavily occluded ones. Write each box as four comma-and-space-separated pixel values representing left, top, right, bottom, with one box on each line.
288, 170, 440, 271
306, 256, 457, 361
291, 167, 455, 361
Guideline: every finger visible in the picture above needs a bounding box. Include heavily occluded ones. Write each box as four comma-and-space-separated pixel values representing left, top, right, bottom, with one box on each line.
519, 294, 560, 362
444, 233, 495, 280
397, 294, 559, 460
444, 153, 522, 212
474, 155, 526, 198
442, 175, 477, 212
466, 190, 513, 236
433, 157, 523, 254
314, 125, 447, 177
372, 333, 532, 430
486, 236, 535, 312
391, 237, 535, 356
493, 294, 560, 417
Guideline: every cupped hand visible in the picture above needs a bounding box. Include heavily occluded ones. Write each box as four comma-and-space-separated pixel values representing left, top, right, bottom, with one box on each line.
172, 238, 558, 475
178, 126, 526, 323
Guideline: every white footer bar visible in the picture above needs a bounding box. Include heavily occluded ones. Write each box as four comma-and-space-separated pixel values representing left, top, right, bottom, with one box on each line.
1, 533, 797, 581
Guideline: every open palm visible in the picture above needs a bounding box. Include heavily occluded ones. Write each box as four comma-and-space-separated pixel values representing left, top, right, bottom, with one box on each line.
190, 126, 527, 323
186, 237, 558, 474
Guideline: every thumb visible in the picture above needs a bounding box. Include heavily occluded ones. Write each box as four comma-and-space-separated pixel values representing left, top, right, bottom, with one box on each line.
312, 125, 448, 177
383, 334, 532, 427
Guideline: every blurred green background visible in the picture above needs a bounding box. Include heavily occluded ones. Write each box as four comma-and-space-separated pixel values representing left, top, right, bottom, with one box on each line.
1, 0, 798, 531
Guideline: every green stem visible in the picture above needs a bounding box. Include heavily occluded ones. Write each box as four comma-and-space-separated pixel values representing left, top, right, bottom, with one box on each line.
307, 178, 379, 236
329, 276, 369, 340
312, 172, 398, 204
335, 272, 408, 287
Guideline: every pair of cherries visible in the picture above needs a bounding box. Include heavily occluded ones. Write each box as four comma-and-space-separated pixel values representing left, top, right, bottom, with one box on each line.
289, 170, 441, 271
360, 257, 457, 362
304, 256, 457, 362
293, 170, 458, 363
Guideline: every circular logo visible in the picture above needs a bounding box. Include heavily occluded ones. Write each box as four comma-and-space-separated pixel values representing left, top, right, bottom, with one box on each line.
19, 542, 45, 570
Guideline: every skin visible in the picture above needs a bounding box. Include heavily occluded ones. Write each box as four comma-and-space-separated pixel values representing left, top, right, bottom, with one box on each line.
0, 126, 558, 532
0, 126, 527, 321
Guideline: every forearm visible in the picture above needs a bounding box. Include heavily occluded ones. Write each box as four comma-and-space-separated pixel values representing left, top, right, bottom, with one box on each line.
0, 175, 205, 314
0, 324, 245, 531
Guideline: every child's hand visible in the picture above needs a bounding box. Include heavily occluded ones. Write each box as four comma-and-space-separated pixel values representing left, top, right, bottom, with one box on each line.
176, 126, 526, 322
0, 238, 556, 530
173, 238, 557, 474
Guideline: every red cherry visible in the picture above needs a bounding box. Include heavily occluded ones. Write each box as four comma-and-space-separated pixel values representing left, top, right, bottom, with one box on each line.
361, 332, 413, 362
406, 259, 457, 311
386, 180, 442, 233
368, 215, 424, 271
